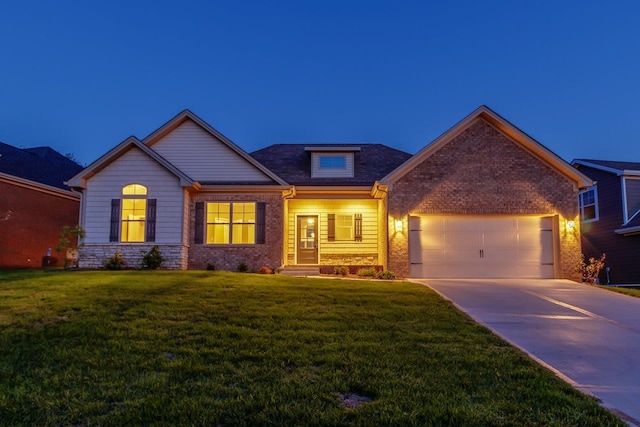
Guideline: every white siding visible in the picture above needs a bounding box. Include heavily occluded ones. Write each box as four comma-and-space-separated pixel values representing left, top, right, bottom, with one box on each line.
150, 120, 271, 182
311, 153, 354, 178
83, 147, 185, 244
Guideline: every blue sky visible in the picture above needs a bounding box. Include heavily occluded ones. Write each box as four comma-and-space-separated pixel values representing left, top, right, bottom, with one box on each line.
1, 1, 639, 165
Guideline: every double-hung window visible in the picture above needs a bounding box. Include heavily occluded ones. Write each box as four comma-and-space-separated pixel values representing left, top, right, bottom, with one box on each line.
579, 187, 598, 222
206, 202, 256, 244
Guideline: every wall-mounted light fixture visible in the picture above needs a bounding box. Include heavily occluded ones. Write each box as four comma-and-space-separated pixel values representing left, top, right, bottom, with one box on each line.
395, 219, 403, 232
566, 220, 575, 230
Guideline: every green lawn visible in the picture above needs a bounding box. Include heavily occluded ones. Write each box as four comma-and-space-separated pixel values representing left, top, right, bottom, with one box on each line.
598, 285, 640, 298
0, 270, 623, 426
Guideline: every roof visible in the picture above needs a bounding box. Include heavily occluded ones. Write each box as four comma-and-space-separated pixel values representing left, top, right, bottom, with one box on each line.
0, 141, 83, 190
573, 159, 640, 176
251, 143, 412, 186
381, 105, 594, 189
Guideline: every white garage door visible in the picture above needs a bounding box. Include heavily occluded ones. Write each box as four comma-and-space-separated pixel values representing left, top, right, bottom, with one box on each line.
409, 216, 555, 279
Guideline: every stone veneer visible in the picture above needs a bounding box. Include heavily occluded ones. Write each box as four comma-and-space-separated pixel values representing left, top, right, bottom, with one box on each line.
387, 118, 582, 280
188, 193, 284, 271
79, 244, 189, 269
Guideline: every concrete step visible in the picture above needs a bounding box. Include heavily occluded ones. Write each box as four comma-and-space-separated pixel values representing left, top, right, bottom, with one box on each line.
279, 266, 320, 277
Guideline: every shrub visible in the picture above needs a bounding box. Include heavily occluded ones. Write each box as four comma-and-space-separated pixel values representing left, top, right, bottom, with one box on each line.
334, 266, 349, 276
206, 263, 216, 271
357, 267, 377, 277
375, 270, 396, 280
576, 253, 606, 284
140, 245, 163, 270
259, 266, 273, 274
104, 251, 125, 270
237, 262, 248, 273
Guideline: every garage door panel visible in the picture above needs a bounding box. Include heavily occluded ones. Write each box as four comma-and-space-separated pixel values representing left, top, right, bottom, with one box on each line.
409, 215, 555, 279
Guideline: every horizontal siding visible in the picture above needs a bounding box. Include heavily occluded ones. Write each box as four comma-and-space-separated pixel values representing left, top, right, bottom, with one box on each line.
151, 120, 271, 182
83, 147, 184, 244
287, 199, 378, 262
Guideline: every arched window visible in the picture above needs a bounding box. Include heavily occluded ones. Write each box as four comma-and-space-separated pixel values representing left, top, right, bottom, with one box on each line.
121, 184, 147, 242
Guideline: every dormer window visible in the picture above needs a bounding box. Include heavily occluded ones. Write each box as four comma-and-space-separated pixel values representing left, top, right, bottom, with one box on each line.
319, 155, 346, 169
306, 146, 360, 178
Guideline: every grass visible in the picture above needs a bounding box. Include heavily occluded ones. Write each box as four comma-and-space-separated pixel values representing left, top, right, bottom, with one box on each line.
0, 270, 624, 426
597, 284, 640, 298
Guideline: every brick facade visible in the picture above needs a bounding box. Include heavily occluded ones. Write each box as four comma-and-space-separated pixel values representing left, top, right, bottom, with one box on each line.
188, 193, 284, 271
387, 118, 582, 279
0, 180, 80, 268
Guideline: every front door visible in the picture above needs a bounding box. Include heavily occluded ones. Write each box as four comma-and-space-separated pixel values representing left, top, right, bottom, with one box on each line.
297, 215, 318, 264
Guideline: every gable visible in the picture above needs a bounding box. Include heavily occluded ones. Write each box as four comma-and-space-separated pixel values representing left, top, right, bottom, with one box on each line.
149, 119, 274, 184
383, 106, 593, 189
389, 118, 579, 216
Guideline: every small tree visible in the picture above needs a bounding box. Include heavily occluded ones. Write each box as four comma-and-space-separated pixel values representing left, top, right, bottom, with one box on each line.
54, 225, 85, 270
576, 253, 606, 284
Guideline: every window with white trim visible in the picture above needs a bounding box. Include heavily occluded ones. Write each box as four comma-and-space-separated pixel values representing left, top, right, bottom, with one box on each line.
121, 184, 147, 242
206, 202, 255, 244
579, 187, 598, 222
623, 177, 640, 223
319, 155, 346, 169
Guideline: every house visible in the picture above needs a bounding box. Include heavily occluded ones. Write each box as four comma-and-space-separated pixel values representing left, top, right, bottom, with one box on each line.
571, 159, 640, 284
67, 106, 592, 279
0, 142, 83, 268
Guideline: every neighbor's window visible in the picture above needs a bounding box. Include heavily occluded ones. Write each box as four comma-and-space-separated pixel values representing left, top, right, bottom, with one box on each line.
335, 214, 353, 240
121, 184, 147, 242
319, 155, 346, 169
624, 178, 640, 222
579, 187, 598, 222
207, 202, 255, 244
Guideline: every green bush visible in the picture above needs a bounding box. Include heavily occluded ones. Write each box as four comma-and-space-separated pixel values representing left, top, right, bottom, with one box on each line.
334, 266, 349, 276
375, 270, 396, 280
237, 262, 248, 273
139, 246, 163, 270
357, 267, 377, 277
103, 251, 125, 270
206, 263, 215, 271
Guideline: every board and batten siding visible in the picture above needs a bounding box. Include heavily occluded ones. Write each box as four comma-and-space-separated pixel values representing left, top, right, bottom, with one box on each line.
286, 199, 379, 264
82, 147, 185, 244
150, 120, 272, 183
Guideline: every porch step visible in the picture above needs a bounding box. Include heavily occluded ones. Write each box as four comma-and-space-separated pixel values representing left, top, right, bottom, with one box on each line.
279, 266, 320, 277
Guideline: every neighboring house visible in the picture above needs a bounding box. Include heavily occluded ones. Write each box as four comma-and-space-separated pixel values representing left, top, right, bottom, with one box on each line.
67, 106, 592, 279
571, 159, 640, 284
0, 142, 82, 268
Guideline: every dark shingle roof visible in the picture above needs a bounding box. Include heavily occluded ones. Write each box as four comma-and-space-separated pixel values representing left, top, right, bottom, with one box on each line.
251, 144, 412, 186
575, 159, 640, 172
0, 141, 83, 190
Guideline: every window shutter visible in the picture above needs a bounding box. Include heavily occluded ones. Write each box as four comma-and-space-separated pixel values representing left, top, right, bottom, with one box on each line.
110, 199, 120, 242
146, 199, 157, 242
195, 202, 204, 244
327, 214, 335, 241
256, 202, 266, 244
354, 213, 362, 242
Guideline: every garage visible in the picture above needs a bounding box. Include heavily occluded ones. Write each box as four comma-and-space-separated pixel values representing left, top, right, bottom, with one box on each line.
409, 215, 555, 279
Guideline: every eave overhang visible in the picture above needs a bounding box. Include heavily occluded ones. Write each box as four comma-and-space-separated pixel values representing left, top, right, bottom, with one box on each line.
0, 172, 80, 201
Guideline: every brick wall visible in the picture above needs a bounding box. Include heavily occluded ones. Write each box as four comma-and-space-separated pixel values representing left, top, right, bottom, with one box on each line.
0, 180, 79, 268
388, 118, 581, 279
188, 193, 284, 271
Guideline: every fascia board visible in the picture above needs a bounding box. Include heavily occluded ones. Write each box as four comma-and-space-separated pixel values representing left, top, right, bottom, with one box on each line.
1, 172, 80, 200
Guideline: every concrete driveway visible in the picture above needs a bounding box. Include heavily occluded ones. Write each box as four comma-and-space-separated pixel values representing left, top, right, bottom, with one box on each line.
411, 278, 640, 425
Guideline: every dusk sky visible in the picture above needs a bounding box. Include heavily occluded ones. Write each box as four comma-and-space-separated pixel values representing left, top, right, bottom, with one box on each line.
1, 1, 639, 166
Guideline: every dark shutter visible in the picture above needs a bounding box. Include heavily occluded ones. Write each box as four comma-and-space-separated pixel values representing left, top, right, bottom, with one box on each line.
354, 213, 362, 242
256, 202, 266, 244
110, 199, 120, 242
146, 199, 157, 242
194, 202, 204, 244
328, 214, 335, 241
